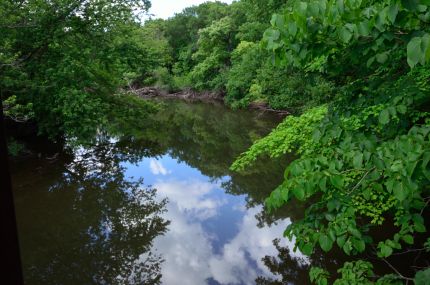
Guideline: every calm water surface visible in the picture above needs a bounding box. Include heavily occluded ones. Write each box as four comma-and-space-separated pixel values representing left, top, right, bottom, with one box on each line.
10, 100, 315, 285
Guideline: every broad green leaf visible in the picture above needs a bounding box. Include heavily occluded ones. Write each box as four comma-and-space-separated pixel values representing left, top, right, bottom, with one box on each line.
423, 152, 430, 169
325, 213, 335, 221
420, 35, 430, 58
328, 229, 336, 242
357, 21, 370, 36
414, 268, 430, 285
319, 176, 327, 191
414, 221, 426, 232
327, 199, 339, 212
397, 104, 407, 114
393, 182, 409, 201
301, 243, 314, 255
402, 234, 414, 244
379, 109, 390, 125
376, 52, 388, 63
352, 239, 366, 252
319, 234, 334, 252
402, 0, 420, 11
349, 227, 362, 238
353, 153, 363, 168
379, 243, 393, 257
343, 240, 353, 255
339, 27, 352, 43
387, 5, 399, 23
330, 175, 344, 189
390, 160, 403, 172
337, 235, 346, 248
270, 14, 284, 27
293, 186, 306, 200
367, 56, 375, 67
288, 22, 298, 37
407, 36, 424, 67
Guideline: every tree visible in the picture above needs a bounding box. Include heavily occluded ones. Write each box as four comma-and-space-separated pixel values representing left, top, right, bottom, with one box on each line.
0, 0, 156, 139
233, 0, 430, 283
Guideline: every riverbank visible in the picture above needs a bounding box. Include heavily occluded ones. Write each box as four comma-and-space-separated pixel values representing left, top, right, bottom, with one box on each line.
130, 87, 291, 116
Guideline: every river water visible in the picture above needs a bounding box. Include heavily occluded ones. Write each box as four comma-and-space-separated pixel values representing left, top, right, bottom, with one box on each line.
10, 99, 391, 284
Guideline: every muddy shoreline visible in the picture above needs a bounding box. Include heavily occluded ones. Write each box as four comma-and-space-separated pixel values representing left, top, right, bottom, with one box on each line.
130, 87, 290, 116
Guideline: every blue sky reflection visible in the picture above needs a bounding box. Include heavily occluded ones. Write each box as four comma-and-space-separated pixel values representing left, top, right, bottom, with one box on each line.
123, 155, 305, 285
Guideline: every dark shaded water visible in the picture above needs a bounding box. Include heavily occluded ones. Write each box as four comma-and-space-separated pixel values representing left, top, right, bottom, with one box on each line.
10, 99, 414, 285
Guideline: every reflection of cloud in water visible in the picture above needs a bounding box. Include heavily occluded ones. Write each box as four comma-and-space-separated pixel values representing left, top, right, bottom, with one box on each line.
209, 208, 300, 284
151, 179, 305, 285
155, 180, 226, 221
149, 159, 171, 175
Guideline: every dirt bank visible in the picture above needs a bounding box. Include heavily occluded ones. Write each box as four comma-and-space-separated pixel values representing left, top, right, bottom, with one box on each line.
130, 87, 290, 116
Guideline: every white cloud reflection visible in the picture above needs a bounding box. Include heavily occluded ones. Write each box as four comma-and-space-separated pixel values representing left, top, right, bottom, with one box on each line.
148, 179, 306, 285
149, 159, 171, 176
154, 180, 226, 221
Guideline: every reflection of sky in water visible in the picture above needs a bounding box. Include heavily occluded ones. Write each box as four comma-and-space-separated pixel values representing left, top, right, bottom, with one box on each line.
123, 155, 304, 285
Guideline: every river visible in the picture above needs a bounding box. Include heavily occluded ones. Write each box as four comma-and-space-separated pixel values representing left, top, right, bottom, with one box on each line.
9, 99, 389, 285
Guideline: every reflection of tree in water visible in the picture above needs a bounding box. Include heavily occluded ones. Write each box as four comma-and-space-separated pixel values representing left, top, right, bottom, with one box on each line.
149, 100, 281, 179
11, 99, 298, 284
142, 100, 291, 209
255, 237, 381, 285
255, 239, 345, 285
256, 239, 311, 285
13, 139, 170, 285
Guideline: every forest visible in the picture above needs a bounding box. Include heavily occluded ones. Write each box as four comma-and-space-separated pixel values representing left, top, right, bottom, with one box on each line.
1, 0, 430, 284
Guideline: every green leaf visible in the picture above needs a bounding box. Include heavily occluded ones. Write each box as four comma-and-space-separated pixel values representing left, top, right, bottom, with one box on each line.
397, 104, 407, 114
349, 228, 362, 239
393, 182, 409, 201
353, 153, 363, 168
367, 56, 375, 67
337, 235, 346, 248
387, 5, 399, 23
414, 268, 430, 285
390, 160, 403, 172
319, 234, 334, 252
402, 234, 414, 245
319, 177, 327, 191
407, 36, 427, 68
412, 214, 426, 233
343, 240, 353, 255
339, 27, 353, 43
288, 22, 298, 37
330, 175, 344, 189
402, 0, 420, 11
414, 221, 426, 233
301, 243, 314, 255
293, 186, 306, 200
270, 14, 284, 27
325, 213, 335, 221
422, 152, 430, 169
352, 239, 366, 252
328, 229, 336, 242
376, 52, 388, 63
357, 21, 370, 36
379, 243, 393, 257
379, 109, 390, 125
327, 200, 339, 212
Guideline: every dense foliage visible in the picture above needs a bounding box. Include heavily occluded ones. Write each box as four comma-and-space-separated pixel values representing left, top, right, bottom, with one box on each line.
127, 0, 331, 112
0, 0, 159, 139
232, 0, 430, 283
1, 0, 335, 139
